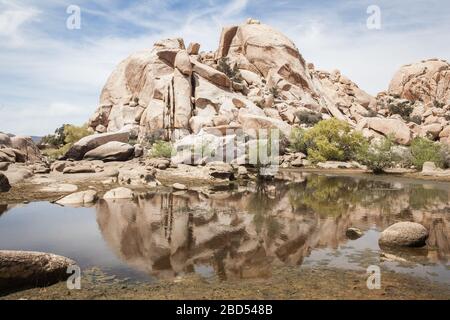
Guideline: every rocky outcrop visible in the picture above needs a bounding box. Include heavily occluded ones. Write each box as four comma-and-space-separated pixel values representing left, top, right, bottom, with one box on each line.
0, 250, 75, 291
379, 222, 429, 247
84, 19, 450, 158
87, 19, 373, 146
0, 134, 42, 163
388, 59, 450, 105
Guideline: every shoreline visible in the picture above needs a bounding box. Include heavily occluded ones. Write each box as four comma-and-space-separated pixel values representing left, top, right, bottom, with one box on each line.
2, 265, 449, 300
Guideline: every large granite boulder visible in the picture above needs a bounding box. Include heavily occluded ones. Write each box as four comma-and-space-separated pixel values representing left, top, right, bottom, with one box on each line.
64, 131, 130, 160
379, 222, 429, 247
0, 250, 75, 291
388, 59, 450, 104
83, 141, 134, 161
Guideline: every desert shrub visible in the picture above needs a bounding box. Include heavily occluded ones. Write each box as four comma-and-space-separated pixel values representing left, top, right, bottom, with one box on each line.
217, 57, 242, 83
358, 137, 394, 174
41, 124, 90, 161
43, 144, 72, 161
295, 110, 322, 125
63, 124, 91, 145
388, 101, 414, 120
365, 109, 378, 117
290, 119, 367, 163
409, 115, 422, 125
410, 137, 444, 169
433, 100, 445, 109
150, 140, 173, 158
39, 124, 67, 148
289, 127, 308, 153
269, 86, 280, 98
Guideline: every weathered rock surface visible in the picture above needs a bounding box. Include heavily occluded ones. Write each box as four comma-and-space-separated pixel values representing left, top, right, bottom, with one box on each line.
379, 222, 429, 247
388, 59, 450, 104
56, 190, 98, 206
83, 141, 134, 162
0, 250, 75, 291
64, 131, 130, 160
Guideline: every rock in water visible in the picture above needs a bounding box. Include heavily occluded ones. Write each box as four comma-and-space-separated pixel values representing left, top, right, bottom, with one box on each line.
379, 222, 429, 247
346, 227, 363, 240
0, 250, 75, 291
56, 190, 98, 206
0, 173, 11, 192
83, 141, 134, 161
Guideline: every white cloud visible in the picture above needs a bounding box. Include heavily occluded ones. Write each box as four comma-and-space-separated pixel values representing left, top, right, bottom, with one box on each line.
0, 0, 40, 47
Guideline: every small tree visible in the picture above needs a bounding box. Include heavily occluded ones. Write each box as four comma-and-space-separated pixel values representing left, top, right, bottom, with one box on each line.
217, 57, 242, 83
410, 137, 444, 169
358, 137, 394, 174
291, 119, 367, 163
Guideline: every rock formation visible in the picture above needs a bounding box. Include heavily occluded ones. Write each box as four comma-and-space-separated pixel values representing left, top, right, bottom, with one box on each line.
82, 21, 448, 149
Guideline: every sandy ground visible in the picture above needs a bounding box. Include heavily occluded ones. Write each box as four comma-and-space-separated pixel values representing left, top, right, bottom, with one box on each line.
1, 266, 449, 300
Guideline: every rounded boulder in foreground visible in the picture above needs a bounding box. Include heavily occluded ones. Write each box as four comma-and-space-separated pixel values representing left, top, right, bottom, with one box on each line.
379, 222, 428, 247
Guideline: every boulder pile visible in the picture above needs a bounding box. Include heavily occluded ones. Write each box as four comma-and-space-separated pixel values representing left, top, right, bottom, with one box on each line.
86, 19, 450, 157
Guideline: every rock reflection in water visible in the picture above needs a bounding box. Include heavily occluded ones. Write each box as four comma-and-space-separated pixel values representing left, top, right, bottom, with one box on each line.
95, 174, 450, 280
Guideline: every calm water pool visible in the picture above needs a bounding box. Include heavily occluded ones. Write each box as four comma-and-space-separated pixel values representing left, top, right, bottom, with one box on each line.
1, 173, 449, 286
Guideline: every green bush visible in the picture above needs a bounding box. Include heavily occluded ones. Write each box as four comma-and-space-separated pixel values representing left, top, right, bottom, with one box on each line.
289, 127, 308, 153
217, 57, 242, 83
358, 137, 394, 174
388, 101, 414, 120
42, 124, 91, 161
39, 124, 67, 148
289, 119, 367, 163
410, 137, 444, 169
63, 124, 91, 145
150, 140, 173, 158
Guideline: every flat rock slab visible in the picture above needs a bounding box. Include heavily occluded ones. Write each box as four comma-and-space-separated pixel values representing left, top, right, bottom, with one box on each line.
0, 250, 76, 292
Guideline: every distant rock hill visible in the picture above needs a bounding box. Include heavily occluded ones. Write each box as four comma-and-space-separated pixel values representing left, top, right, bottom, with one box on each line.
88, 19, 450, 146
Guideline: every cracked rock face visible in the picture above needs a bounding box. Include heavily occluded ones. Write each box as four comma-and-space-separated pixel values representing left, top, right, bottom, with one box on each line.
388, 59, 450, 105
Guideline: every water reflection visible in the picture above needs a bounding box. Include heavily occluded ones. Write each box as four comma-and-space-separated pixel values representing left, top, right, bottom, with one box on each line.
95, 174, 450, 280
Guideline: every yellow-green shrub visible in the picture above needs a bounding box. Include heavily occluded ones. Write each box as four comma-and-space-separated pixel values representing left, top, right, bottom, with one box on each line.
150, 140, 173, 158
290, 119, 367, 163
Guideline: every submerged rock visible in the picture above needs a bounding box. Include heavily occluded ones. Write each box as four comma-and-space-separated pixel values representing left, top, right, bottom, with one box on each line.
379, 222, 429, 247
0, 250, 75, 291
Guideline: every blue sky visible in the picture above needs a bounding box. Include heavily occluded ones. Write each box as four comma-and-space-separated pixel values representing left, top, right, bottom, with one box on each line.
1, 0, 450, 135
